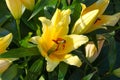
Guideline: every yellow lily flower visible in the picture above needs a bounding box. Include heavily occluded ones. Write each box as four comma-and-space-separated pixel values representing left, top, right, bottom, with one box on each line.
0, 33, 13, 74
30, 9, 89, 72
85, 35, 105, 63
72, 0, 120, 34
5, 0, 25, 19
20, 0, 35, 10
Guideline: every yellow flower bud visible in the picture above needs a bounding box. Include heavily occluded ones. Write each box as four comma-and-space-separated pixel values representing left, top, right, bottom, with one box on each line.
20, 0, 35, 10
85, 35, 105, 63
0, 33, 13, 54
5, 0, 24, 19
0, 59, 12, 74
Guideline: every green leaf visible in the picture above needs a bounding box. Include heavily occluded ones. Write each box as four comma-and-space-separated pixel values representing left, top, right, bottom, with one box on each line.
104, 32, 117, 73
1, 64, 18, 80
44, 6, 55, 19
25, 59, 44, 80
69, 1, 82, 33
58, 62, 68, 80
19, 32, 36, 48
82, 71, 96, 80
0, 15, 11, 27
28, 0, 57, 20
0, 47, 39, 58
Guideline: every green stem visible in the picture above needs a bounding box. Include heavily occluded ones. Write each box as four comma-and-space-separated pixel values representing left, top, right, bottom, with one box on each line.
16, 19, 21, 40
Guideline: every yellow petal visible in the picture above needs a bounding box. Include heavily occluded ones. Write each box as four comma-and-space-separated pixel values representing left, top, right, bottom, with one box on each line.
95, 13, 120, 26
82, 0, 109, 17
81, 3, 87, 14
86, 12, 120, 33
72, 10, 99, 34
39, 9, 71, 38
85, 35, 105, 63
51, 9, 71, 37
51, 9, 71, 26
29, 36, 40, 44
30, 36, 48, 57
5, 0, 24, 19
46, 57, 60, 72
0, 33, 13, 54
68, 34, 89, 49
64, 54, 82, 67
39, 17, 51, 32
0, 59, 12, 74
20, 0, 35, 10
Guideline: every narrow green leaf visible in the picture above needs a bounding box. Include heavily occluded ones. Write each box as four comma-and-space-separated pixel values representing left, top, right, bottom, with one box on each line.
0, 15, 11, 27
29, 0, 57, 20
82, 71, 96, 80
69, 1, 82, 33
104, 32, 117, 73
0, 47, 39, 58
58, 62, 68, 80
1, 64, 18, 80
25, 59, 44, 80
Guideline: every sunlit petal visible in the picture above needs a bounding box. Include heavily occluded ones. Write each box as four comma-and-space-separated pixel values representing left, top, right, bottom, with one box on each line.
81, 3, 86, 13
46, 57, 60, 72
20, 0, 35, 10
95, 13, 120, 26
82, 0, 109, 17
72, 10, 99, 34
85, 13, 120, 33
51, 9, 71, 26
64, 54, 82, 67
0, 33, 13, 54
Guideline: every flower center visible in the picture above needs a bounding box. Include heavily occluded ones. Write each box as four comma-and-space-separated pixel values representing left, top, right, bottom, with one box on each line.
47, 38, 66, 56
52, 38, 66, 51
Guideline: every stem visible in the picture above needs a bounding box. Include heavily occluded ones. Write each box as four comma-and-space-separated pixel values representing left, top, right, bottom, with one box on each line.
16, 19, 21, 40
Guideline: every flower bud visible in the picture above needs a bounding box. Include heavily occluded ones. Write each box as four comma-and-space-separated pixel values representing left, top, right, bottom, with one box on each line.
5, 0, 24, 19
0, 33, 13, 54
0, 59, 12, 74
85, 35, 105, 63
20, 0, 35, 11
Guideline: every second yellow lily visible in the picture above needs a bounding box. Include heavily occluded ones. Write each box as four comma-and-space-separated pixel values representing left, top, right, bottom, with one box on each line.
72, 0, 120, 34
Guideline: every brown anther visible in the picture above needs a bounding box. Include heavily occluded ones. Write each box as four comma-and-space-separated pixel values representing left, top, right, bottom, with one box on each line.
94, 18, 101, 24
52, 38, 66, 51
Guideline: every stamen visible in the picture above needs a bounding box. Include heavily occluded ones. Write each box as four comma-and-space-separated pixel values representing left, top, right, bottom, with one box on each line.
94, 18, 101, 24
52, 38, 66, 51
47, 38, 66, 56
